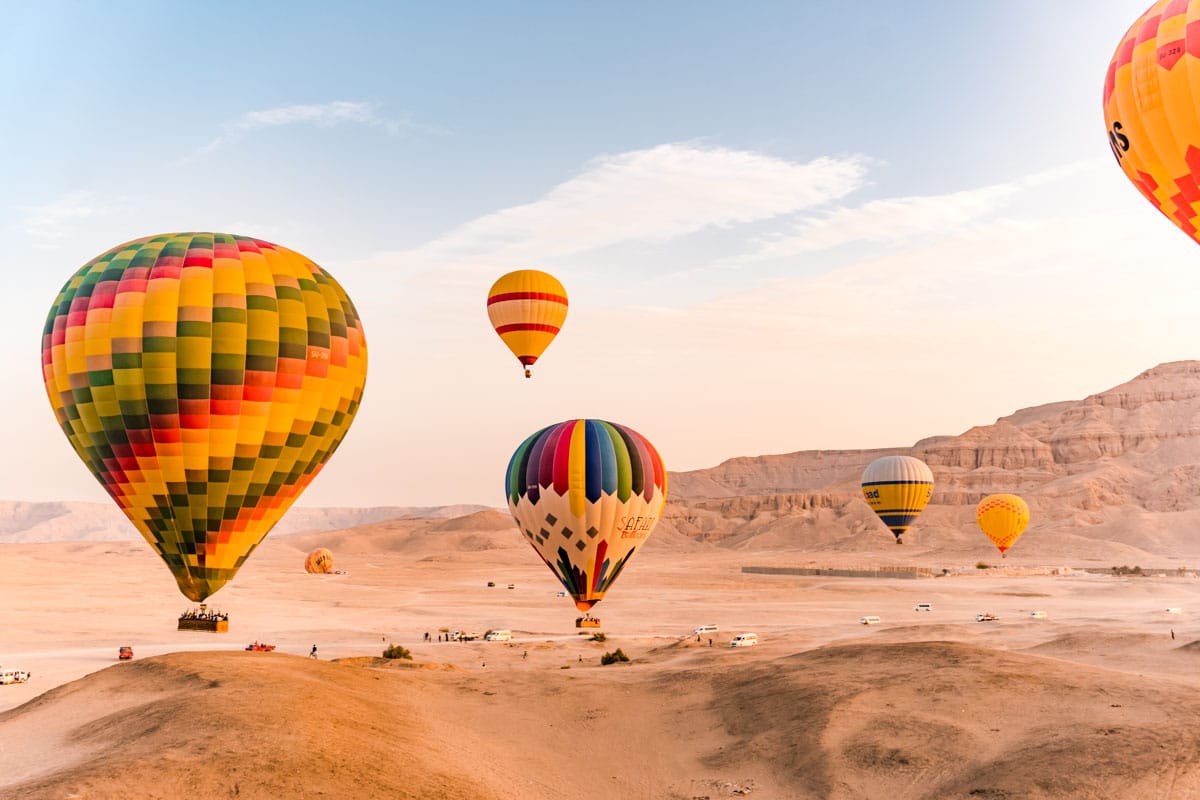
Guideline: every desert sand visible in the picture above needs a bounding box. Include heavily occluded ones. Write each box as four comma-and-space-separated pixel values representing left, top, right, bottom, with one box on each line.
3, 512, 1200, 799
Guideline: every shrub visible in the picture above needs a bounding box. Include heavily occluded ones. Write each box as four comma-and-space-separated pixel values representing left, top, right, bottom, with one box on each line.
591, 632, 607, 642
975, 561, 990, 570
382, 643, 412, 660
600, 648, 630, 666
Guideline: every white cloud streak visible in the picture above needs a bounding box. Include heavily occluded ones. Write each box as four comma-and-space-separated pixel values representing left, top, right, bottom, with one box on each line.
741, 159, 1105, 261
197, 101, 410, 155
396, 143, 870, 269
21, 191, 97, 246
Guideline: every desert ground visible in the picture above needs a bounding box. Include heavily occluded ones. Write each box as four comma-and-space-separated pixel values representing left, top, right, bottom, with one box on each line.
2, 515, 1200, 799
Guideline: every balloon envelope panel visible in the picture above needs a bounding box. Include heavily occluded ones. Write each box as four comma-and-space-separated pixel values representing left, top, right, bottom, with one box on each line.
42, 233, 368, 601
861, 456, 934, 540
486, 270, 567, 371
1104, 0, 1200, 245
506, 419, 666, 613
976, 494, 1030, 554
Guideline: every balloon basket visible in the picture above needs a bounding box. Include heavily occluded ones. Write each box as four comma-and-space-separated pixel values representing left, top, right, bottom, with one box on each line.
575, 617, 601, 629
178, 604, 229, 633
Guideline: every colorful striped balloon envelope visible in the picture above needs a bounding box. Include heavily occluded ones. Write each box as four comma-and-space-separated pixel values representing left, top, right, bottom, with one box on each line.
506, 419, 666, 615
861, 455, 934, 544
41, 233, 368, 602
486, 270, 567, 378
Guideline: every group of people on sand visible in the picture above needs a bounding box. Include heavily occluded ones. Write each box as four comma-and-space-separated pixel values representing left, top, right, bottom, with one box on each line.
179, 609, 228, 621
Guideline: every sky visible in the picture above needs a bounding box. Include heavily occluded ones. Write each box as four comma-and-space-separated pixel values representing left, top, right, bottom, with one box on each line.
2, 0, 1193, 510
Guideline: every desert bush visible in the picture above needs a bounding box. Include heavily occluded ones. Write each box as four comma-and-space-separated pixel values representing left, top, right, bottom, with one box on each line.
1111, 565, 1146, 576
591, 632, 607, 642
975, 561, 990, 570
600, 648, 629, 665
382, 643, 412, 660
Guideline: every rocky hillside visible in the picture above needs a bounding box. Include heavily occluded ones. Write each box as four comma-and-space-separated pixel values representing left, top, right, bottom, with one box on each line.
662, 362, 1200, 563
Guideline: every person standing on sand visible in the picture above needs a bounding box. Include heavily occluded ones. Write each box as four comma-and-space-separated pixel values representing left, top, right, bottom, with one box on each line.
310, 644, 318, 659
1171, 629, 1176, 640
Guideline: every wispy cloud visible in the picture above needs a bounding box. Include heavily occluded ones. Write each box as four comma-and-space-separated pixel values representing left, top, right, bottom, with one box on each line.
196, 101, 413, 156
394, 143, 870, 269
739, 159, 1104, 262
21, 191, 97, 248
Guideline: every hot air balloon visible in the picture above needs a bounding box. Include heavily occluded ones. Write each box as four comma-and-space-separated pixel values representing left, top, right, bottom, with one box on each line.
1104, 1, 1200, 246
305, 547, 334, 574
506, 419, 666, 626
975, 494, 1030, 558
42, 233, 368, 604
486, 270, 567, 378
861, 455, 934, 544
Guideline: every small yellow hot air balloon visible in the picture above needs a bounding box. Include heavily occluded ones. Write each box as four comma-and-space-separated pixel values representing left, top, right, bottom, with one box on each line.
861, 456, 934, 544
305, 547, 334, 574
975, 494, 1030, 558
486, 270, 567, 378
1104, 1, 1200, 246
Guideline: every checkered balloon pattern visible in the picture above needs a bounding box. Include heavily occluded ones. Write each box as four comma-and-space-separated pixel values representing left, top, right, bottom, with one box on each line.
41, 233, 368, 601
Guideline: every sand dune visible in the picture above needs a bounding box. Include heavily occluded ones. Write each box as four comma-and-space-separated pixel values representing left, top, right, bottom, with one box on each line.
4, 534, 1200, 799
4, 641, 1200, 799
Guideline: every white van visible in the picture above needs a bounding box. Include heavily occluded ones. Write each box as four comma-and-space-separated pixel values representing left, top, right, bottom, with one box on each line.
0, 668, 31, 685
859, 615, 881, 625
914, 603, 933, 612
693, 624, 719, 636
729, 633, 758, 647
1029, 611, 1048, 619
484, 630, 512, 641
1166, 607, 1183, 614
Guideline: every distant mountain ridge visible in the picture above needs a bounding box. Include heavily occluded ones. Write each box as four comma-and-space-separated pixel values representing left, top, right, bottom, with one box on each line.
662, 361, 1200, 563
0, 503, 493, 544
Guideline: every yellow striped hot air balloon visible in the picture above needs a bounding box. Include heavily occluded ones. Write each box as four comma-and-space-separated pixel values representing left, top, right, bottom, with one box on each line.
975, 494, 1030, 558
861, 455, 934, 544
486, 270, 567, 378
1104, 1, 1200, 247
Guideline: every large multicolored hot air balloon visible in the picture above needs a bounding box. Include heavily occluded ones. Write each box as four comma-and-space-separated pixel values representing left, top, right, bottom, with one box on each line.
1104, 1, 1200, 246
305, 547, 334, 574
861, 455, 934, 544
486, 270, 567, 378
42, 233, 368, 602
976, 494, 1030, 558
506, 419, 666, 621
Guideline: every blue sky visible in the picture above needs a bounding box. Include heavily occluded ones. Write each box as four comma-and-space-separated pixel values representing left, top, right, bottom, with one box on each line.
3, 1, 1192, 508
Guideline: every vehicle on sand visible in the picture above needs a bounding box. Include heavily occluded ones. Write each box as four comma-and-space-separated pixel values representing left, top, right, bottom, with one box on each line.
975, 613, 999, 622
245, 642, 277, 652
118, 646, 133, 660
0, 668, 31, 684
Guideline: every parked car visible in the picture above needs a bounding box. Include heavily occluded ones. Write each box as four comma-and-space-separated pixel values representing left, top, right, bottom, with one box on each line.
487, 581, 495, 587
975, 613, 999, 622
118, 646, 134, 660
914, 603, 932, 612
730, 633, 758, 647
485, 630, 512, 641
859, 615, 881, 625
1029, 611, 1048, 619
245, 642, 277, 651
693, 624, 719, 636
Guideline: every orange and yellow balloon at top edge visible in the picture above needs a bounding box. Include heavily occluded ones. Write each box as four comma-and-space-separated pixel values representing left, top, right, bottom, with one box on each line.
1104, 0, 1200, 247
41, 233, 368, 602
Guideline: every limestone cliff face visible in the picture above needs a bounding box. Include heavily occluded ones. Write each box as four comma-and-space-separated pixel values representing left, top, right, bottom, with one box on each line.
664, 362, 1200, 561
